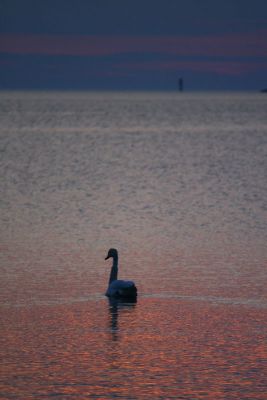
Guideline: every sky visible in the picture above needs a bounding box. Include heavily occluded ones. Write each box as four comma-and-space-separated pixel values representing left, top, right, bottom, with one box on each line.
0, 0, 267, 91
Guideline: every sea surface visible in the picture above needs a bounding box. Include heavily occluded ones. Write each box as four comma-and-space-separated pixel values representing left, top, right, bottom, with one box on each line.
0, 91, 267, 399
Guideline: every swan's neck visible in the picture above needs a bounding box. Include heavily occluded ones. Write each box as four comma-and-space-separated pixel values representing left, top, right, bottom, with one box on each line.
109, 255, 118, 284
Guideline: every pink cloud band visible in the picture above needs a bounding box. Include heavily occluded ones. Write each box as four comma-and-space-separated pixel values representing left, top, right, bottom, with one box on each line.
0, 31, 266, 58
114, 60, 267, 76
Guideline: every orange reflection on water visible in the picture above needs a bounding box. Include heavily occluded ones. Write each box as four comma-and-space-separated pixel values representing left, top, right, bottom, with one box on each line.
1, 296, 267, 399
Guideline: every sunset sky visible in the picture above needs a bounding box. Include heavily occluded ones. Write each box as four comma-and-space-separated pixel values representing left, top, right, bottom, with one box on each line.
0, 0, 267, 90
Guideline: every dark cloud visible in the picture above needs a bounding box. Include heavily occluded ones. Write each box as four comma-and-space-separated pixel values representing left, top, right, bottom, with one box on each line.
1, 0, 267, 35
0, 0, 267, 90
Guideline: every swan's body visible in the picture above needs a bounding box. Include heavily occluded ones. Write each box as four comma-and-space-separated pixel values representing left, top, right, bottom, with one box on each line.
105, 248, 137, 298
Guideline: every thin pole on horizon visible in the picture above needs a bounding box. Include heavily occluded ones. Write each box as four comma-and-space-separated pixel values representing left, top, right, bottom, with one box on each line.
178, 77, 184, 92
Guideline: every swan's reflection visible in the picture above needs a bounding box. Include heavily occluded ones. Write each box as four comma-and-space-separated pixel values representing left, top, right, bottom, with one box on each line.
108, 297, 137, 341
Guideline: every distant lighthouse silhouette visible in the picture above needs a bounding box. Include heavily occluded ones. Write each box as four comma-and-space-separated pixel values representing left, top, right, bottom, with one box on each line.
178, 78, 184, 92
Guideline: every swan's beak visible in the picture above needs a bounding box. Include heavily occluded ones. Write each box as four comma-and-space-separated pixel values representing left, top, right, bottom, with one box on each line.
105, 255, 110, 260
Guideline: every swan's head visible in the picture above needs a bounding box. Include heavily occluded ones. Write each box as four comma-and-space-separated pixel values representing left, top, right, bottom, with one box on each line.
105, 248, 118, 260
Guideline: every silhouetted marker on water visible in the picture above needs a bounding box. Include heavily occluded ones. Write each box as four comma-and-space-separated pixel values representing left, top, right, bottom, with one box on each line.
105, 248, 137, 298
178, 77, 184, 92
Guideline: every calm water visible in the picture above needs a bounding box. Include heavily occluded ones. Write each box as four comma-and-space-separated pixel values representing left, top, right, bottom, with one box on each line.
0, 91, 267, 399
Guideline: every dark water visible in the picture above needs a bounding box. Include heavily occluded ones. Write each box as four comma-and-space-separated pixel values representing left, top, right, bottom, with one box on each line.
0, 91, 267, 399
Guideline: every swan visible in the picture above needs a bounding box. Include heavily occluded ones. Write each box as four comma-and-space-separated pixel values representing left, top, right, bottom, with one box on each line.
105, 248, 137, 298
